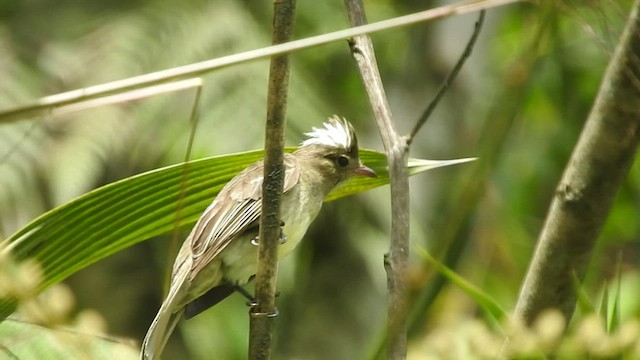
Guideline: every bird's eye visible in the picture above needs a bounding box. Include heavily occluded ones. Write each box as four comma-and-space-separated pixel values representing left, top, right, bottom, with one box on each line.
335, 155, 350, 168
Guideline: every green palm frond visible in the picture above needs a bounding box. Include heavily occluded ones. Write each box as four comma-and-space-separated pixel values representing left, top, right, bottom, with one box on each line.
0, 149, 473, 319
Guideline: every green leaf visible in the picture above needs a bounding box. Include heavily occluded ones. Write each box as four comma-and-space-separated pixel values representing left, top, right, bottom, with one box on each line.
414, 245, 506, 323
0, 318, 138, 359
0, 148, 474, 319
599, 283, 610, 327
327, 152, 476, 201
607, 252, 623, 334
572, 270, 596, 315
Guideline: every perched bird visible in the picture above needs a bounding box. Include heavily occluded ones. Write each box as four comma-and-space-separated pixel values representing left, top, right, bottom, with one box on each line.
141, 116, 376, 359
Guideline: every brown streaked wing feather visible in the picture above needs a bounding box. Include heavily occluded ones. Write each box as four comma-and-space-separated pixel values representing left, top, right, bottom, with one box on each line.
186, 154, 300, 279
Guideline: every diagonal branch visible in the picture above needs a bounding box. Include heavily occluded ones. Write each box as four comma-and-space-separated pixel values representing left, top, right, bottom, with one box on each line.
408, 10, 485, 144
514, 0, 640, 326
0, 0, 522, 125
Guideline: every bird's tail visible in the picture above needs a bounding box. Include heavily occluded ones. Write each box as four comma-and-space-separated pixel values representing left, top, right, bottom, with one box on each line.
140, 265, 189, 360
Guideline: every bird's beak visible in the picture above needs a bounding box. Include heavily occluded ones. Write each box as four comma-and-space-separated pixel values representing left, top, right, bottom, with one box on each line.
355, 164, 377, 178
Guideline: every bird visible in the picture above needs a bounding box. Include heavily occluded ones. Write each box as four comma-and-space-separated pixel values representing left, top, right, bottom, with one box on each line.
141, 115, 376, 360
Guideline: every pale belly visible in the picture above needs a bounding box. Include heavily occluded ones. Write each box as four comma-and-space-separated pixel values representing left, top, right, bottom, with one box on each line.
182, 170, 326, 305
220, 193, 322, 284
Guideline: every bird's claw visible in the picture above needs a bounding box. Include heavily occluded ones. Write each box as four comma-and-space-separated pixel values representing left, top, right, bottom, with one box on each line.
250, 224, 287, 246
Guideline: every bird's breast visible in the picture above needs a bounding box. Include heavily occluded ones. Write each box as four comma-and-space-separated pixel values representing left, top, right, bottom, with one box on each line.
278, 184, 323, 256
220, 182, 323, 284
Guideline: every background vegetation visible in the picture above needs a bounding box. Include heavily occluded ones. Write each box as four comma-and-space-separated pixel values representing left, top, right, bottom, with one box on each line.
0, 0, 638, 359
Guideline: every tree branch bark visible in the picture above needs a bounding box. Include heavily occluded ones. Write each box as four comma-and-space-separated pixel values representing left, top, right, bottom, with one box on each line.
249, 1, 296, 359
342, 1, 410, 359
514, 0, 640, 325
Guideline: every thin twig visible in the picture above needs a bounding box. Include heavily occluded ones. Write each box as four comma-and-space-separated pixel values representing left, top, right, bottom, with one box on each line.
405, 9, 552, 350
166, 81, 203, 294
249, 1, 296, 359
408, 10, 486, 144
0, 0, 523, 125
343, 1, 410, 359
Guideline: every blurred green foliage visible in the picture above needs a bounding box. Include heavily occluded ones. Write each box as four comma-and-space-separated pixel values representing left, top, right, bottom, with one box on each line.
1, 0, 639, 359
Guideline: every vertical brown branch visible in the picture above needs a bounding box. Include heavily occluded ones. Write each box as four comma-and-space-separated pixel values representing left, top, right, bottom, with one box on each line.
249, 1, 296, 359
514, 0, 640, 325
343, 1, 410, 359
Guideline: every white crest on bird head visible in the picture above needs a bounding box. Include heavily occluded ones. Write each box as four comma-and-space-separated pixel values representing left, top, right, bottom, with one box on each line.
301, 115, 357, 152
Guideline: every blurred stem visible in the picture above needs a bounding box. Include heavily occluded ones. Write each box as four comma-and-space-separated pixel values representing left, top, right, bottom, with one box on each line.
0, 0, 521, 124
514, 0, 640, 325
406, 3, 552, 339
343, 1, 410, 359
249, 1, 296, 359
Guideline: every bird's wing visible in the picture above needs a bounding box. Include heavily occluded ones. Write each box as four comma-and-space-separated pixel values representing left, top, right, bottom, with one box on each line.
185, 153, 300, 280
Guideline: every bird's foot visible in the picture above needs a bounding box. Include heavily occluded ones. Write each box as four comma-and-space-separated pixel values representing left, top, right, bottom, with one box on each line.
234, 285, 257, 307
278, 232, 287, 244
250, 222, 287, 246
250, 305, 279, 318
235, 286, 281, 308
